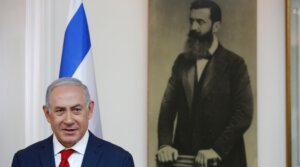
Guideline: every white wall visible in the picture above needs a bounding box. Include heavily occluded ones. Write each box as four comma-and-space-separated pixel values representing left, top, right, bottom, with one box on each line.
257, 0, 286, 166
0, 0, 286, 167
0, 0, 25, 167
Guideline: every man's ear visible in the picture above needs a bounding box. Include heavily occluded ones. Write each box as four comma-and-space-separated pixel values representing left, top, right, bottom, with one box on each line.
212, 21, 221, 33
87, 101, 94, 120
43, 105, 51, 123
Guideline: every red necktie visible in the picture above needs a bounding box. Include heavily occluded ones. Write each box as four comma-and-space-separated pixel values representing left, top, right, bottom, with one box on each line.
59, 149, 74, 167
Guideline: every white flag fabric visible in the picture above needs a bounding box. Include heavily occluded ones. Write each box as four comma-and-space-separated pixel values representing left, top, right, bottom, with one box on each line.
59, 0, 102, 138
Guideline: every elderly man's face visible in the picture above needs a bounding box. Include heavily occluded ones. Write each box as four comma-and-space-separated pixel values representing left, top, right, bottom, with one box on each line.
189, 8, 213, 34
43, 85, 93, 148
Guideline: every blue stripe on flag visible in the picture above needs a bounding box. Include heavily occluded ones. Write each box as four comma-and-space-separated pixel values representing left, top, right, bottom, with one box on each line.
59, 4, 91, 77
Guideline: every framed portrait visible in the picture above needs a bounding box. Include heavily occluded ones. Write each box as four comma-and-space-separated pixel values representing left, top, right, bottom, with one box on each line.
148, 0, 257, 167
286, 0, 300, 167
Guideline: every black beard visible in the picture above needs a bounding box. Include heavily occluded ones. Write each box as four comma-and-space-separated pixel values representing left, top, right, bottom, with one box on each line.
184, 29, 213, 60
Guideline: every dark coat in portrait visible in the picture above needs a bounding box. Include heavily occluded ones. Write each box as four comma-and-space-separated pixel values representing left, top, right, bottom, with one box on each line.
158, 44, 253, 167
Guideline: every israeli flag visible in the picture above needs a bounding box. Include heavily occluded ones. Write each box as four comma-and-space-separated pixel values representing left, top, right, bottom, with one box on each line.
59, 0, 102, 138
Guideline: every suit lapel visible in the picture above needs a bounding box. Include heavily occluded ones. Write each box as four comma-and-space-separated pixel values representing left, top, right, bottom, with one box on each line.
81, 132, 105, 167
182, 64, 196, 110
200, 45, 228, 99
39, 135, 56, 167
181, 45, 229, 106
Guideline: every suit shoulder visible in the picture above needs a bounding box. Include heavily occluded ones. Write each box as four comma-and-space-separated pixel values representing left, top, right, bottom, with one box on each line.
88, 132, 132, 157
95, 137, 132, 156
173, 53, 190, 64
171, 53, 195, 74
12, 136, 53, 167
15, 136, 51, 156
220, 46, 246, 63
90, 136, 134, 166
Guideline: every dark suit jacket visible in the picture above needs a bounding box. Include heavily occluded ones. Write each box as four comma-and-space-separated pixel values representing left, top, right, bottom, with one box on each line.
158, 44, 253, 167
12, 131, 134, 167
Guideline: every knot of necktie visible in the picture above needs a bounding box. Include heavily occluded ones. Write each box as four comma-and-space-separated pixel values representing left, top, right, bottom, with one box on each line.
59, 149, 74, 167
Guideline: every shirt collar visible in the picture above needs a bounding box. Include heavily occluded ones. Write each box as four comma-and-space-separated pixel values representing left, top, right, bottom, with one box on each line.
53, 131, 89, 155
208, 34, 219, 56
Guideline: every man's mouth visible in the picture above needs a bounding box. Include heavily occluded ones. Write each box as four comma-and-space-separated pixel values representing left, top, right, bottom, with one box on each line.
62, 128, 77, 134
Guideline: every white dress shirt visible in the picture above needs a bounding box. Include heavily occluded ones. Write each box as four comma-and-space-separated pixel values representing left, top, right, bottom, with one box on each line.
53, 131, 89, 167
196, 35, 219, 81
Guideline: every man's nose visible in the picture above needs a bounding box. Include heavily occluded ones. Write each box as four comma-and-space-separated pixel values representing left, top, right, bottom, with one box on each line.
191, 20, 199, 31
64, 111, 74, 124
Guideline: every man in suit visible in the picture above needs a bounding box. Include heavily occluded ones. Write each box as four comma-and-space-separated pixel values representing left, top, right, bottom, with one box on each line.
12, 77, 134, 167
156, 0, 253, 167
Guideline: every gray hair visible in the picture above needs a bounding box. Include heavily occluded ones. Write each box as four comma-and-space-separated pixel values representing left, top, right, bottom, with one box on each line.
45, 77, 91, 109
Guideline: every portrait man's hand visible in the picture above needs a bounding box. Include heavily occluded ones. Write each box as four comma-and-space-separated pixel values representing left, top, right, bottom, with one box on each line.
195, 149, 221, 167
157, 145, 179, 163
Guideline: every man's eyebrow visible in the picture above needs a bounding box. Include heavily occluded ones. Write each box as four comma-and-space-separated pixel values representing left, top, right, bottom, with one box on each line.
53, 106, 66, 110
190, 18, 206, 21
54, 104, 82, 109
71, 104, 83, 108
54, 106, 65, 109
